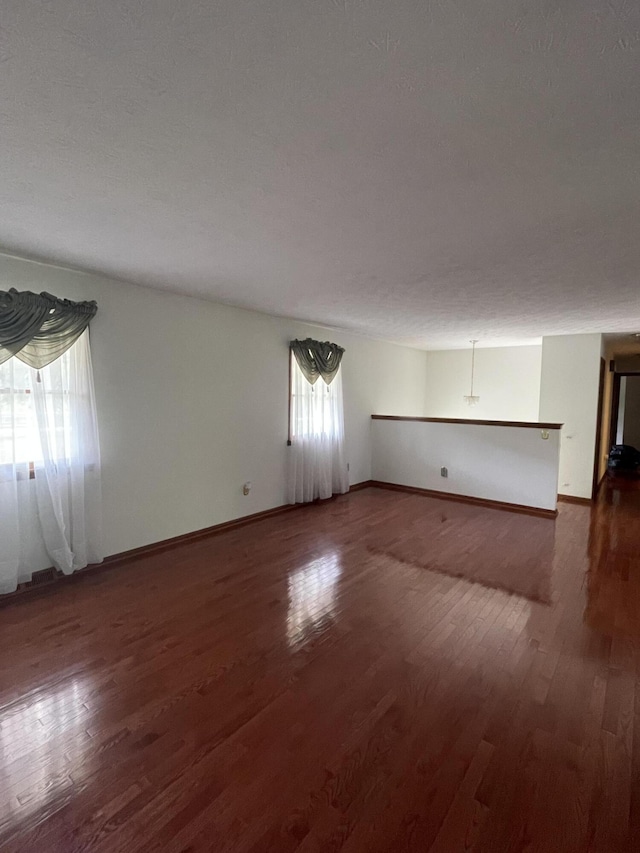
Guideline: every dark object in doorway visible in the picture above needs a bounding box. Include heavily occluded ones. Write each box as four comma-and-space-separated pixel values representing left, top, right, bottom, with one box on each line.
607, 444, 640, 471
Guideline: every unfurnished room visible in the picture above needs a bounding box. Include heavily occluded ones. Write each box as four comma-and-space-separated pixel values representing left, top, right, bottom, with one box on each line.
1, 2, 639, 851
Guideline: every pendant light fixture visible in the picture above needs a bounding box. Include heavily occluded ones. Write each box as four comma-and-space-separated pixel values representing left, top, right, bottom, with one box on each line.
463, 340, 480, 406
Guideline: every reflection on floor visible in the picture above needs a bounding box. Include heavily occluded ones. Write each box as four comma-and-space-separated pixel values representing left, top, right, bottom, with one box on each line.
287, 551, 342, 649
585, 472, 640, 639
0, 481, 639, 851
367, 503, 555, 604
0, 677, 88, 830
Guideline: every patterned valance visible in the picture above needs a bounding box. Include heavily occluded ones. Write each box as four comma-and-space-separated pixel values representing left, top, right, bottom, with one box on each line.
0, 289, 97, 369
290, 338, 345, 385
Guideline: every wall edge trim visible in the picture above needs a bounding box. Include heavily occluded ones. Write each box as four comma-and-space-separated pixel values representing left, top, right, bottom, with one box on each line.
369, 480, 558, 519
0, 482, 372, 607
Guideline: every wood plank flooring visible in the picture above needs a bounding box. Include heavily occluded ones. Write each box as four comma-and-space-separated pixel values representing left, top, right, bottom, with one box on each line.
1, 480, 639, 851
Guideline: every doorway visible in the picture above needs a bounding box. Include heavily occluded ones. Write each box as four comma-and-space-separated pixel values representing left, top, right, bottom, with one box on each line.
610, 372, 640, 452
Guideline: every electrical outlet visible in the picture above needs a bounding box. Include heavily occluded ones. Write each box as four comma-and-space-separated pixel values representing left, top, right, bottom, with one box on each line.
440, 466, 448, 478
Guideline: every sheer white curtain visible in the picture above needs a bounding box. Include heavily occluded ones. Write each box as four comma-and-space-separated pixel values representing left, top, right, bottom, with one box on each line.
0, 330, 102, 593
287, 355, 349, 504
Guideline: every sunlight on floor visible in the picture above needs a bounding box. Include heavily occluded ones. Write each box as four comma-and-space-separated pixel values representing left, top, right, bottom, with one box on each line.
286, 550, 342, 649
0, 676, 90, 824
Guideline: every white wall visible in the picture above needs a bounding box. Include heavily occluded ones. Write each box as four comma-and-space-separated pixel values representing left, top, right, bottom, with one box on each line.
539, 334, 602, 499
424, 346, 542, 421
372, 419, 560, 511
0, 254, 427, 559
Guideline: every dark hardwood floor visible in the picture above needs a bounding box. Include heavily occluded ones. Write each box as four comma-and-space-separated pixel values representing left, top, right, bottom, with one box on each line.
1, 479, 639, 851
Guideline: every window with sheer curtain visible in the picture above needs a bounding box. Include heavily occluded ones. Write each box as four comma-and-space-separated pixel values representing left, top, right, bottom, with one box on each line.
290, 359, 341, 440
0, 330, 102, 593
0, 358, 72, 470
287, 350, 349, 504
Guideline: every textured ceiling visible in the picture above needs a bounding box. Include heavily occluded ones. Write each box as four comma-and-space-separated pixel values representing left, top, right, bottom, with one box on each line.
1, 1, 639, 349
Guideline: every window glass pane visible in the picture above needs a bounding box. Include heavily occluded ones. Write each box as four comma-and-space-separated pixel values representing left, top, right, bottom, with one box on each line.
0, 354, 73, 465
0, 359, 37, 465
290, 358, 339, 439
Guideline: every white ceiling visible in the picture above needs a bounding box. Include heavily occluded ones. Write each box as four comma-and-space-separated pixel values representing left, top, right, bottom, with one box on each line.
1, 1, 639, 349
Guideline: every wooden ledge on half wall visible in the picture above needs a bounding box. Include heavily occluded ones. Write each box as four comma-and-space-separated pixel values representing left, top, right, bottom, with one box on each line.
371, 415, 563, 430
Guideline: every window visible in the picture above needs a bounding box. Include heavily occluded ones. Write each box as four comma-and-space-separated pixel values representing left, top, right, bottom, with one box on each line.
0, 357, 39, 467
0, 297, 102, 591
289, 352, 341, 440
287, 341, 348, 503
0, 337, 86, 473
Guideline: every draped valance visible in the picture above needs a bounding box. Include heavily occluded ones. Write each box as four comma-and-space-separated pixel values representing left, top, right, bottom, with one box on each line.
290, 338, 345, 385
0, 289, 98, 369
